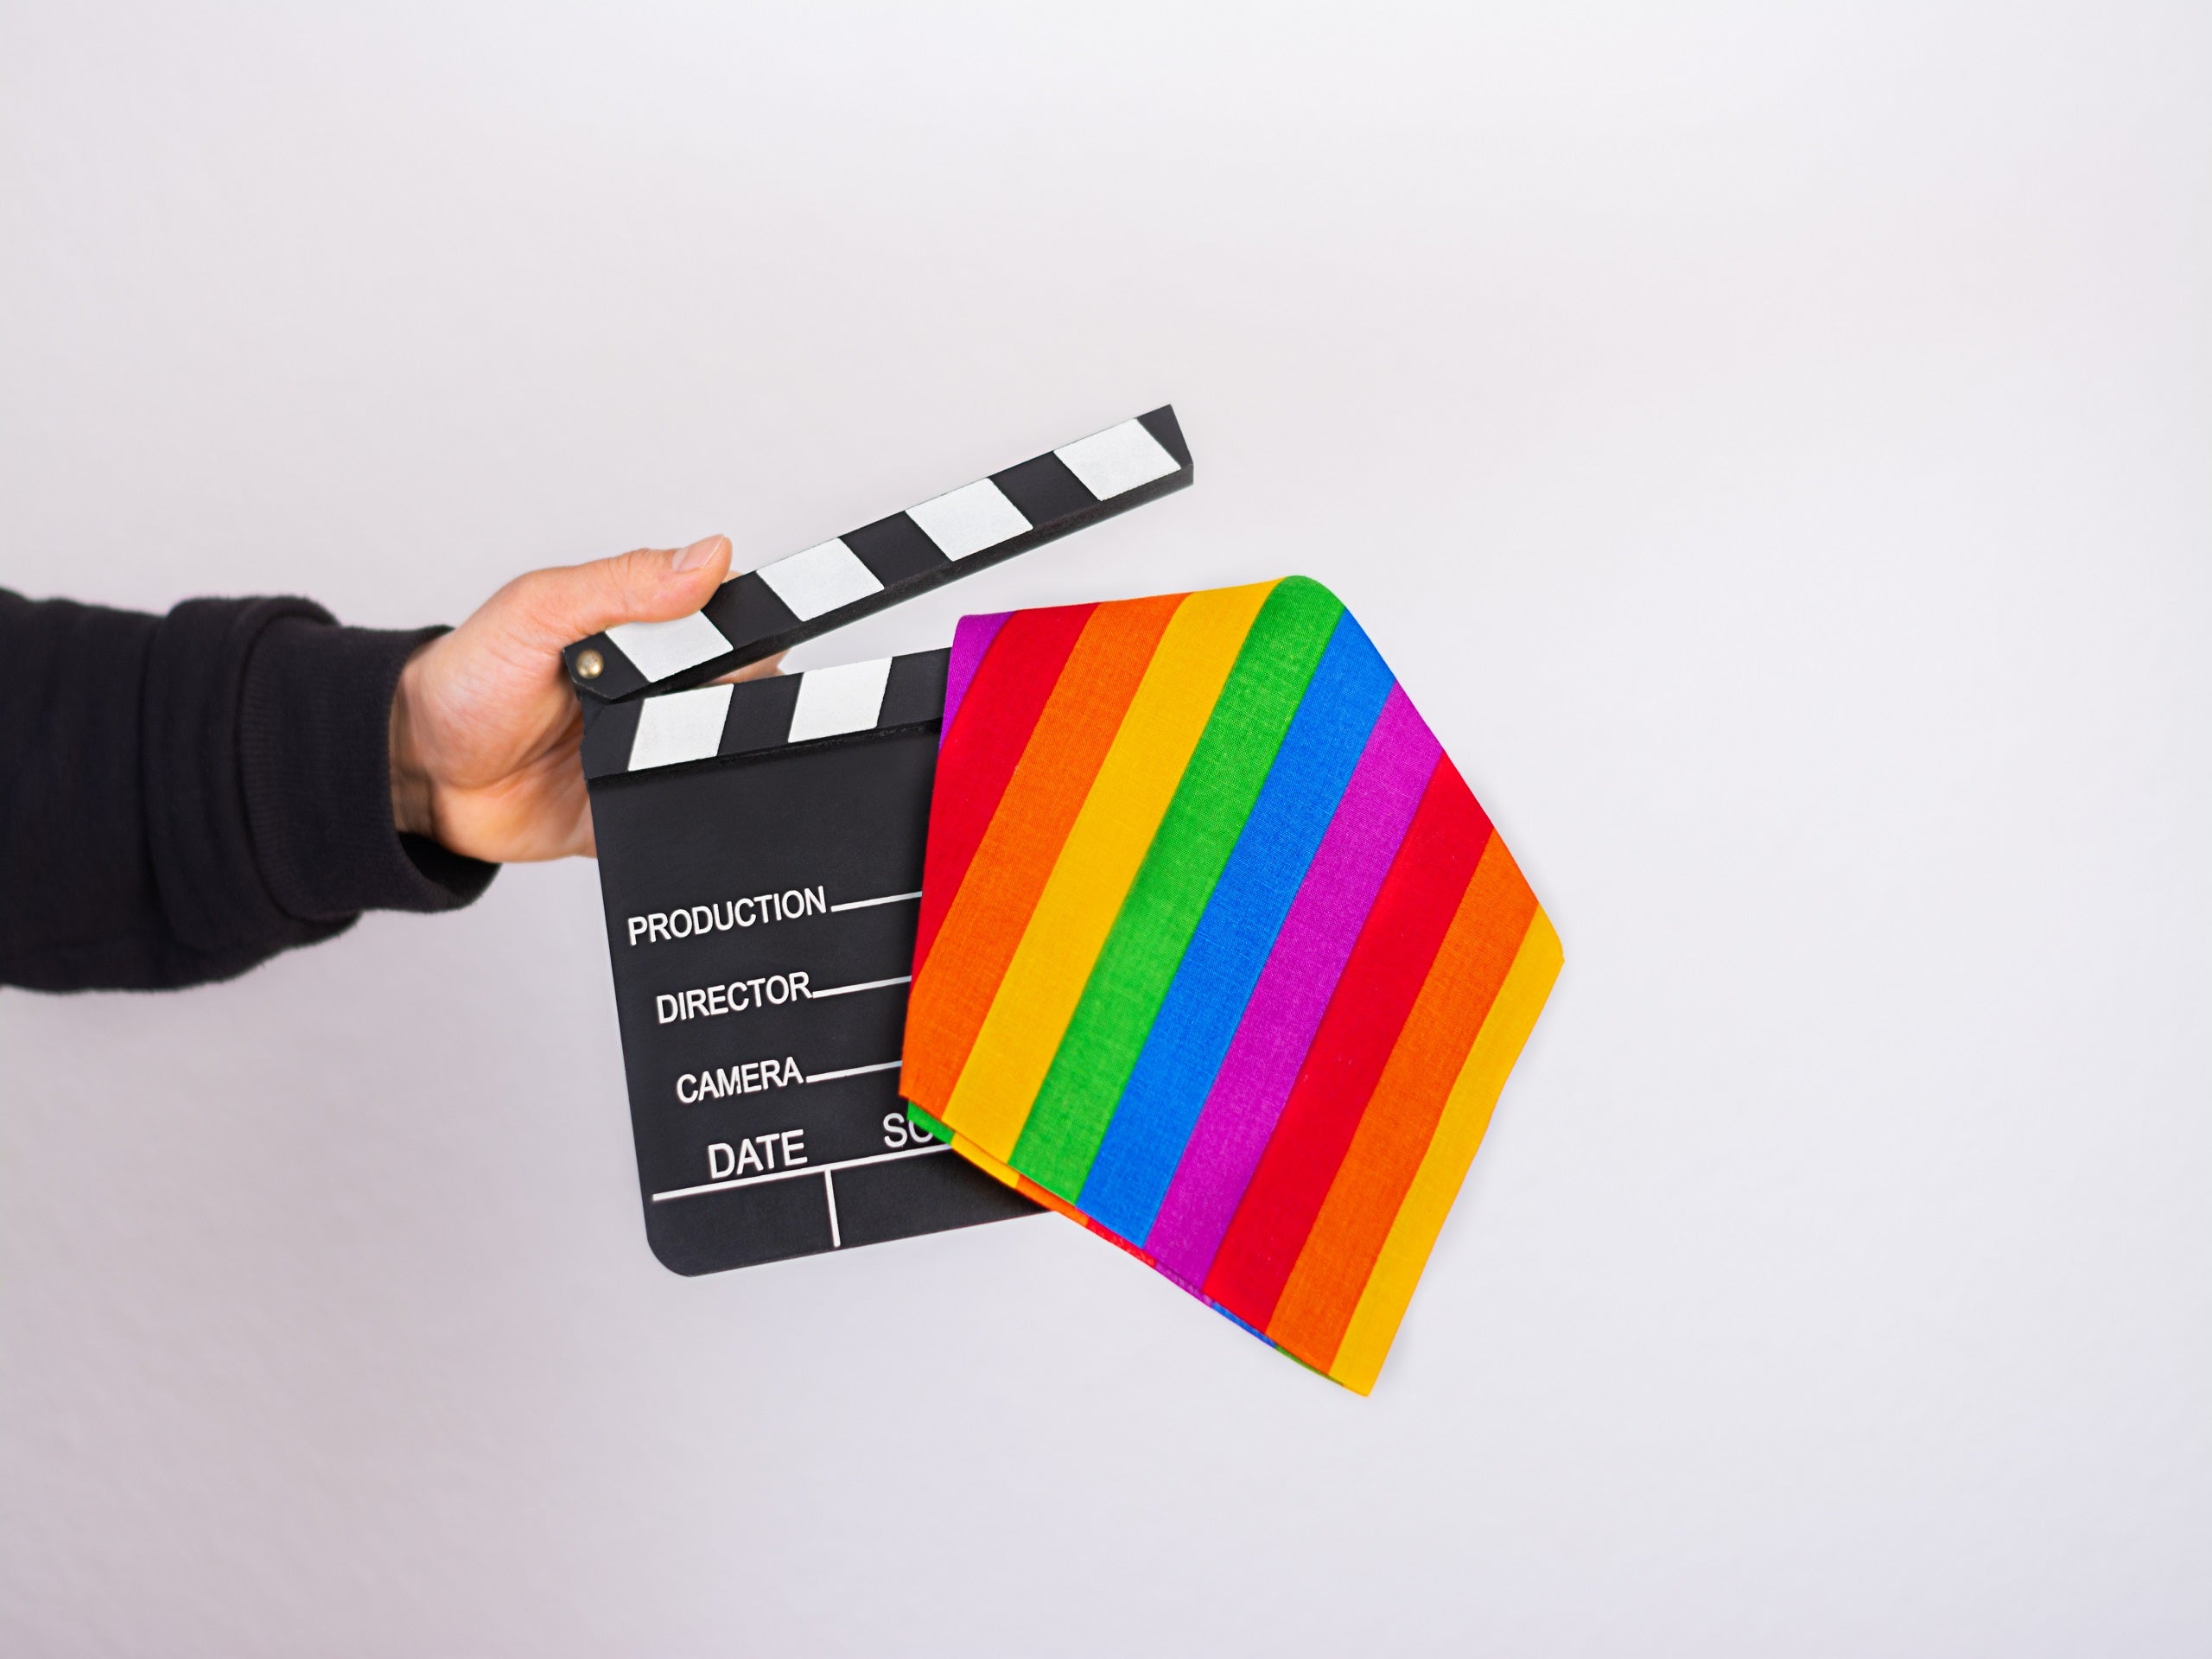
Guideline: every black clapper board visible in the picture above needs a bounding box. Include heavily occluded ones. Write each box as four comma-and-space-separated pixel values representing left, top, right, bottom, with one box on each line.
574, 409, 1192, 1273
582, 653, 1035, 1272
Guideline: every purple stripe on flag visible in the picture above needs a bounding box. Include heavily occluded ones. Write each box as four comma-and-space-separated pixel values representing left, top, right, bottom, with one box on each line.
1142, 686, 1441, 1281
940, 611, 1012, 743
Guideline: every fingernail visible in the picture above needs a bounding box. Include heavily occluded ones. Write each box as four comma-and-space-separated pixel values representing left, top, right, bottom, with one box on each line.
671, 535, 726, 574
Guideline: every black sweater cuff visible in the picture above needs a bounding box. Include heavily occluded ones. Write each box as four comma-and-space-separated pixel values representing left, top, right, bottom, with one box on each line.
238, 614, 498, 923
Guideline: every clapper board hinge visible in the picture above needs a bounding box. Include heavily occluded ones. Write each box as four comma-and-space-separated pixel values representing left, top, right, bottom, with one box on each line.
563, 405, 1192, 705
580, 649, 952, 782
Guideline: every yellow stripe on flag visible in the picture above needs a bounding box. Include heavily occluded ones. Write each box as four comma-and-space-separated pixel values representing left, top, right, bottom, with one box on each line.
1326, 908, 1563, 1394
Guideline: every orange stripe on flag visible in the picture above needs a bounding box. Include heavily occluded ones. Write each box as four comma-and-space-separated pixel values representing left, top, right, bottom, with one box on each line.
904, 594, 1183, 1116
1264, 834, 1538, 1371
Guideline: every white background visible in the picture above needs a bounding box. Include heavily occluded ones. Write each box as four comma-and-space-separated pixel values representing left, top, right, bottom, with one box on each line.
3, 4, 2206, 1654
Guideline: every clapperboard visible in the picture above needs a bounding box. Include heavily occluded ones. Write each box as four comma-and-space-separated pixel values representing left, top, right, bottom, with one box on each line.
574, 409, 1193, 1274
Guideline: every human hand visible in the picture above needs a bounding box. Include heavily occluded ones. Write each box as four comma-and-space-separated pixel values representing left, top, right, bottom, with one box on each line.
388, 536, 779, 861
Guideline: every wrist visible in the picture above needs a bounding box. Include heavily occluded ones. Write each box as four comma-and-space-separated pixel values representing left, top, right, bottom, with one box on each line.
389, 648, 436, 840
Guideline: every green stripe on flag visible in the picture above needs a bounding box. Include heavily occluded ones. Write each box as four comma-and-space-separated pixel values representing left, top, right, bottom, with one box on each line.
905, 1103, 955, 1144
1008, 576, 1345, 1199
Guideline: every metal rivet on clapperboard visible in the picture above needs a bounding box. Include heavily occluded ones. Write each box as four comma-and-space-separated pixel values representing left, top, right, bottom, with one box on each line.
575, 649, 604, 679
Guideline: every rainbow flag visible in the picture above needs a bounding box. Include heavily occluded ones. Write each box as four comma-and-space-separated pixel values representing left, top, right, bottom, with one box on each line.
900, 577, 1561, 1392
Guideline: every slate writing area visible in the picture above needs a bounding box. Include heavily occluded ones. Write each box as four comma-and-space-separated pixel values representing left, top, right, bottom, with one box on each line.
588, 688, 1038, 1274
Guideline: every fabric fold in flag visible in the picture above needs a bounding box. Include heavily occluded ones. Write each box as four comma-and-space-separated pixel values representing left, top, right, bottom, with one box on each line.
900, 576, 1560, 1392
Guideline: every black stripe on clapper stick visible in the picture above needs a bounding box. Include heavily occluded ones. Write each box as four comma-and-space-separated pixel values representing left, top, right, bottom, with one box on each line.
562, 405, 1192, 703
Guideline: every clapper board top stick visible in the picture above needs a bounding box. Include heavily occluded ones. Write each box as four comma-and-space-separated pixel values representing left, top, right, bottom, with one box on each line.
578, 410, 1192, 1274
566, 407, 1192, 701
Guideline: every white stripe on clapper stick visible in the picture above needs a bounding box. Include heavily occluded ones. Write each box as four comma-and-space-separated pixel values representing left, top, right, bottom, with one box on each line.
823, 1167, 842, 1248
1053, 416, 1179, 500
604, 610, 732, 683
627, 683, 734, 771
756, 538, 884, 622
785, 658, 891, 743
906, 478, 1031, 561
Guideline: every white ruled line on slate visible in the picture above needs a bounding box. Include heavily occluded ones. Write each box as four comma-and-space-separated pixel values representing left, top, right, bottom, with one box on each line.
829, 890, 923, 912
651, 1141, 950, 1204
803, 1060, 904, 1085
807, 975, 911, 1001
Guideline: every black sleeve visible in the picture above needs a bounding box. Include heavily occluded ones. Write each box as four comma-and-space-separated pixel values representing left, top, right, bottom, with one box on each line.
0, 588, 496, 992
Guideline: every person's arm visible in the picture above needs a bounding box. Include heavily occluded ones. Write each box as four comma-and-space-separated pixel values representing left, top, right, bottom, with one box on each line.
1, 536, 739, 992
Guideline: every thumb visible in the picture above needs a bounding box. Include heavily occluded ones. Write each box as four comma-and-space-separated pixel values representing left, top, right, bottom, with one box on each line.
495, 535, 733, 656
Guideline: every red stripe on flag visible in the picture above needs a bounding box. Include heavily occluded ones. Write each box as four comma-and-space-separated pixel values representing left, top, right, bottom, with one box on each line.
912, 603, 1096, 974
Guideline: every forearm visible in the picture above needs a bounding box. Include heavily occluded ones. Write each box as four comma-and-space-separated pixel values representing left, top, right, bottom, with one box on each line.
3, 535, 733, 989
0, 589, 493, 993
